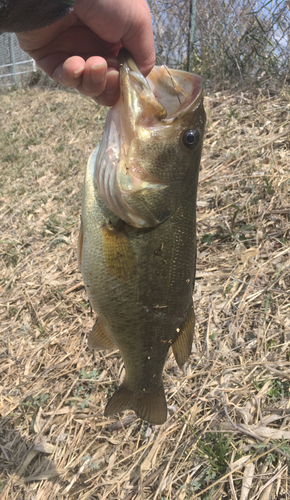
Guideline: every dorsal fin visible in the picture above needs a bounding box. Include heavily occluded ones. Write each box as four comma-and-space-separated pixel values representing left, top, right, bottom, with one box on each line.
102, 222, 135, 282
77, 218, 83, 273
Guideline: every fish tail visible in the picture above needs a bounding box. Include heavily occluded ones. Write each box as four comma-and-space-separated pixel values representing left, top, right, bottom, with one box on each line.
104, 382, 167, 425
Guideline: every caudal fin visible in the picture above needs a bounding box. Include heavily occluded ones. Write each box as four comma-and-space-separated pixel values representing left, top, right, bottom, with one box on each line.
104, 382, 167, 425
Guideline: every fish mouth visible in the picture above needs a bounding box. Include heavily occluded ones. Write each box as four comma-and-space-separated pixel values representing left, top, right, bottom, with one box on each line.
118, 48, 203, 125
94, 49, 204, 228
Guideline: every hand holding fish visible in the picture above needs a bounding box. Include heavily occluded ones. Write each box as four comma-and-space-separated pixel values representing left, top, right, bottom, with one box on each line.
16, 0, 155, 106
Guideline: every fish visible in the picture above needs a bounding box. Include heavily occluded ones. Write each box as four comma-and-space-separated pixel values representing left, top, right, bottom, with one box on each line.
78, 49, 206, 425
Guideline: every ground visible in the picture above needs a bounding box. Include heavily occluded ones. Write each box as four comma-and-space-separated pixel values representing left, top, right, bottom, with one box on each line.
0, 83, 290, 499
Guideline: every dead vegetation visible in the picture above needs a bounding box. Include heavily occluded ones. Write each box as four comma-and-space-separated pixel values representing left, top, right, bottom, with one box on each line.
0, 84, 290, 499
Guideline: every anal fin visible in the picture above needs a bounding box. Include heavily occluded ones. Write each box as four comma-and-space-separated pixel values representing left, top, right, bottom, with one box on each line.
104, 382, 167, 425
172, 308, 195, 368
87, 319, 115, 351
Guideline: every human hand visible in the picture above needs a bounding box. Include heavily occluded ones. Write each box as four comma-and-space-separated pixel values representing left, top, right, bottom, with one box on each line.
16, 0, 155, 106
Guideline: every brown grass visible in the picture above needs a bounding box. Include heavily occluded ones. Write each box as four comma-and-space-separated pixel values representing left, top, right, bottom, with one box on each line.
0, 84, 290, 500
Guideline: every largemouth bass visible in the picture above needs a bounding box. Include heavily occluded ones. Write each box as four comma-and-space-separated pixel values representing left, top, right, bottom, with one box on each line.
78, 49, 206, 425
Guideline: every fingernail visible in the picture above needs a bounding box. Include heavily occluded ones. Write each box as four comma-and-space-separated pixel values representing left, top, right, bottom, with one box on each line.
105, 69, 119, 93
91, 62, 107, 70
90, 62, 107, 84
74, 66, 85, 78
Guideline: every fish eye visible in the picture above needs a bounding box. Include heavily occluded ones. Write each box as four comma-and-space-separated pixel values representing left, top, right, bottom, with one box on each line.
182, 130, 199, 149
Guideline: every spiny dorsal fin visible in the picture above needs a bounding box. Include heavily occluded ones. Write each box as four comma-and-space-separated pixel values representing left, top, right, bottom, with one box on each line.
104, 382, 167, 425
172, 308, 195, 368
87, 319, 115, 351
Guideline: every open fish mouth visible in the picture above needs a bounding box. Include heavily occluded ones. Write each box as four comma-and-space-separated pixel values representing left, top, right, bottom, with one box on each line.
118, 48, 203, 123
94, 49, 204, 228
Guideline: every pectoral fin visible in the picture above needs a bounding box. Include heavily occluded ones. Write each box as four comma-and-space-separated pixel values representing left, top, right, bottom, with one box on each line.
104, 381, 167, 425
172, 309, 195, 368
87, 319, 115, 350
102, 222, 135, 282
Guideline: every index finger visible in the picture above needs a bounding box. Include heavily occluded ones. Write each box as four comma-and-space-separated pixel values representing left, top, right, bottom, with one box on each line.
121, 1, 155, 76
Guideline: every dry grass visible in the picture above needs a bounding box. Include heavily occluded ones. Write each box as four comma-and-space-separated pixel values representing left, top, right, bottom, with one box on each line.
0, 84, 290, 500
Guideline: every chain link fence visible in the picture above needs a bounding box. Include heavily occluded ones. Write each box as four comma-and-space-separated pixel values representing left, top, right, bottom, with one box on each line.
150, 0, 290, 85
0, 33, 35, 89
0, 1, 289, 90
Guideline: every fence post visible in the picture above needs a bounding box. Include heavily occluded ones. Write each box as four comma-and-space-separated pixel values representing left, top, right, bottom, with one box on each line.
187, 0, 197, 72
9, 33, 18, 88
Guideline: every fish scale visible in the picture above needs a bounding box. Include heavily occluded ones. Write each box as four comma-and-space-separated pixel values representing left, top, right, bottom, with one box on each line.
79, 49, 206, 424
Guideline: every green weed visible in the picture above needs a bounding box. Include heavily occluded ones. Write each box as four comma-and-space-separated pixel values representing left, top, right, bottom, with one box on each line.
196, 432, 233, 476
